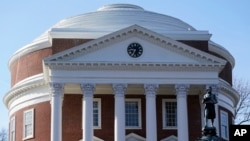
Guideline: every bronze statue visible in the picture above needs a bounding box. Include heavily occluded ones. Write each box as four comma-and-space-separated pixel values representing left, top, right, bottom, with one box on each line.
202, 86, 218, 127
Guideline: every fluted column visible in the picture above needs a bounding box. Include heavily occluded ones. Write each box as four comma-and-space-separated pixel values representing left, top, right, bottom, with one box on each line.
144, 84, 158, 141
175, 84, 190, 141
113, 84, 127, 141
81, 83, 95, 141
50, 82, 64, 141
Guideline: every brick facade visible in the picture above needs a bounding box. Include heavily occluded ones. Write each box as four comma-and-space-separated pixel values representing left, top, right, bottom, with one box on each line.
10, 94, 205, 140
10, 48, 52, 86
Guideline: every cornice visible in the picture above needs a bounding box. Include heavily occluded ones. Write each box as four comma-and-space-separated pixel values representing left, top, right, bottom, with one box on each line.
44, 61, 225, 72
208, 41, 235, 68
3, 78, 47, 109
219, 79, 239, 107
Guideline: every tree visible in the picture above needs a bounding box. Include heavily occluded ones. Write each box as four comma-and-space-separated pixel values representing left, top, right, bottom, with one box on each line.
0, 128, 7, 141
233, 78, 250, 125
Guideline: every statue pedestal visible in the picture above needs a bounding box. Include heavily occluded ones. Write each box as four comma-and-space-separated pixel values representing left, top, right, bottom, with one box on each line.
200, 127, 220, 141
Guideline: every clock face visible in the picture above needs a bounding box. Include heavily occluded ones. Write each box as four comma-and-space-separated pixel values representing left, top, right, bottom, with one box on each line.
127, 42, 143, 58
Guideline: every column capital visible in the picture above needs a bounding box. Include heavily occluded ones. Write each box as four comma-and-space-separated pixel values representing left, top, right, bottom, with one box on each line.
144, 84, 158, 97
175, 84, 190, 97
113, 84, 127, 97
49, 82, 64, 97
80, 83, 95, 97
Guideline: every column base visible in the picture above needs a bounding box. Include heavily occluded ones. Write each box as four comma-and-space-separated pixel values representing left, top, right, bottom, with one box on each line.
198, 127, 220, 141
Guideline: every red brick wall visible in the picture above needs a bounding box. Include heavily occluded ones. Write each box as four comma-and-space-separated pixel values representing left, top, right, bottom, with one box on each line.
188, 95, 202, 141
62, 94, 82, 141
61, 94, 180, 140
10, 48, 52, 86
10, 101, 51, 141
10, 39, 92, 87
52, 39, 92, 54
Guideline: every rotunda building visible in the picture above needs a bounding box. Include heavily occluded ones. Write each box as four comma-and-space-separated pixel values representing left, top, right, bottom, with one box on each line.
4, 4, 239, 141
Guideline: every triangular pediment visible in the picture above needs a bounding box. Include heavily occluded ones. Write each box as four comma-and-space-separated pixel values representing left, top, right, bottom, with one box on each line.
44, 25, 226, 71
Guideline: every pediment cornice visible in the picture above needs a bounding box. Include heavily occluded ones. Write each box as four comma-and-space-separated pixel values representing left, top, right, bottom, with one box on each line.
45, 61, 224, 72
44, 25, 226, 66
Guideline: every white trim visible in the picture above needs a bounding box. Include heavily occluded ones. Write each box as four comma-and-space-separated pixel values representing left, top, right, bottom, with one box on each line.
10, 116, 16, 141
162, 99, 177, 129
93, 98, 102, 129
23, 108, 34, 140
126, 133, 146, 141
125, 98, 142, 129
160, 135, 178, 141
79, 136, 104, 141
220, 110, 229, 140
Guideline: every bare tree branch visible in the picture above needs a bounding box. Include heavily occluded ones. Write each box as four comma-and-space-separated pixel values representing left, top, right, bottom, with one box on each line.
0, 128, 7, 141
233, 78, 250, 125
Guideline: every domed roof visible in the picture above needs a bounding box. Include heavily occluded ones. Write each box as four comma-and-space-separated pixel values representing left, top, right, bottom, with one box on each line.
50, 4, 195, 32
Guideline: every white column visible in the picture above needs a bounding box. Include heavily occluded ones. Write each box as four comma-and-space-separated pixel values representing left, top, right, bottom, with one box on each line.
113, 84, 127, 141
144, 84, 158, 141
175, 84, 189, 141
81, 83, 95, 141
50, 82, 64, 141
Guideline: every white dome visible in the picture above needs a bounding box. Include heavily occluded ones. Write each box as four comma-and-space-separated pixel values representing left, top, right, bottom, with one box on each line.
50, 4, 195, 33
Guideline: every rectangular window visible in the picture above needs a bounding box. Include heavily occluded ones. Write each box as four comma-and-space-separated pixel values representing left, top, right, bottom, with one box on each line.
163, 99, 177, 129
10, 117, 15, 141
23, 109, 34, 139
125, 99, 141, 129
93, 99, 101, 128
220, 110, 229, 139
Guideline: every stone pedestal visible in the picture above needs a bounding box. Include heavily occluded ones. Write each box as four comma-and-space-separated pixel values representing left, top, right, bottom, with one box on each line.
200, 127, 220, 141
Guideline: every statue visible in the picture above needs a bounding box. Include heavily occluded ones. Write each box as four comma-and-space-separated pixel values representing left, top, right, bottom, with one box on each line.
202, 86, 217, 127
199, 86, 220, 141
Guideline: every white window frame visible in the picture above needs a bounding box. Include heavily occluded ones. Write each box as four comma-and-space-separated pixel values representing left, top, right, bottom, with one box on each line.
220, 110, 229, 140
23, 108, 34, 140
125, 99, 142, 129
162, 99, 177, 129
93, 98, 101, 129
10, 116, 15, 141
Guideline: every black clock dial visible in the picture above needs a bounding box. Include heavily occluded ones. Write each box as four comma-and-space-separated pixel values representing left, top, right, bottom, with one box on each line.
127, 42, 143, 58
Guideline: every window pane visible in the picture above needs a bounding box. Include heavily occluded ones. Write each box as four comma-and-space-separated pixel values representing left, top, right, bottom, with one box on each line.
125, 101, 139, 127
24, 110, 33, 138
220, 111, 228, 139
93, 101, 99, 126
165, 101, 177, 127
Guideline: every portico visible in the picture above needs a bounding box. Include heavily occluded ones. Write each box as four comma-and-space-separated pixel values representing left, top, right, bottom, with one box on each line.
44, 25, 226, 141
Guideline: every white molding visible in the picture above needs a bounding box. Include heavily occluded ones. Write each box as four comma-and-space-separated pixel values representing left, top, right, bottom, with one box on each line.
218, 79, 239, 107
160, 135, 177, 141
10, 116, 16, 141
126, 133, 146, 141
79, 136, 104, 141
209, 41, 235, 68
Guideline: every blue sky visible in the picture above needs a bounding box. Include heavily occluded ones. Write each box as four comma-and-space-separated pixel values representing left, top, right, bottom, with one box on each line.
0, 0, 249, 129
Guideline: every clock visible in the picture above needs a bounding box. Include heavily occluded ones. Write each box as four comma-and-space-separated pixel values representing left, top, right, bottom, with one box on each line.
127, 42, 143, 58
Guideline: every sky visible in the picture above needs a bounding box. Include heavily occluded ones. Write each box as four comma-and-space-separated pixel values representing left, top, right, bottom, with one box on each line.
0, 0, 249, 129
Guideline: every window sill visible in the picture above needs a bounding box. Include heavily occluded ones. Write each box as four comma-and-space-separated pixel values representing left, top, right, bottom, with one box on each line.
23, 135, 34, 140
